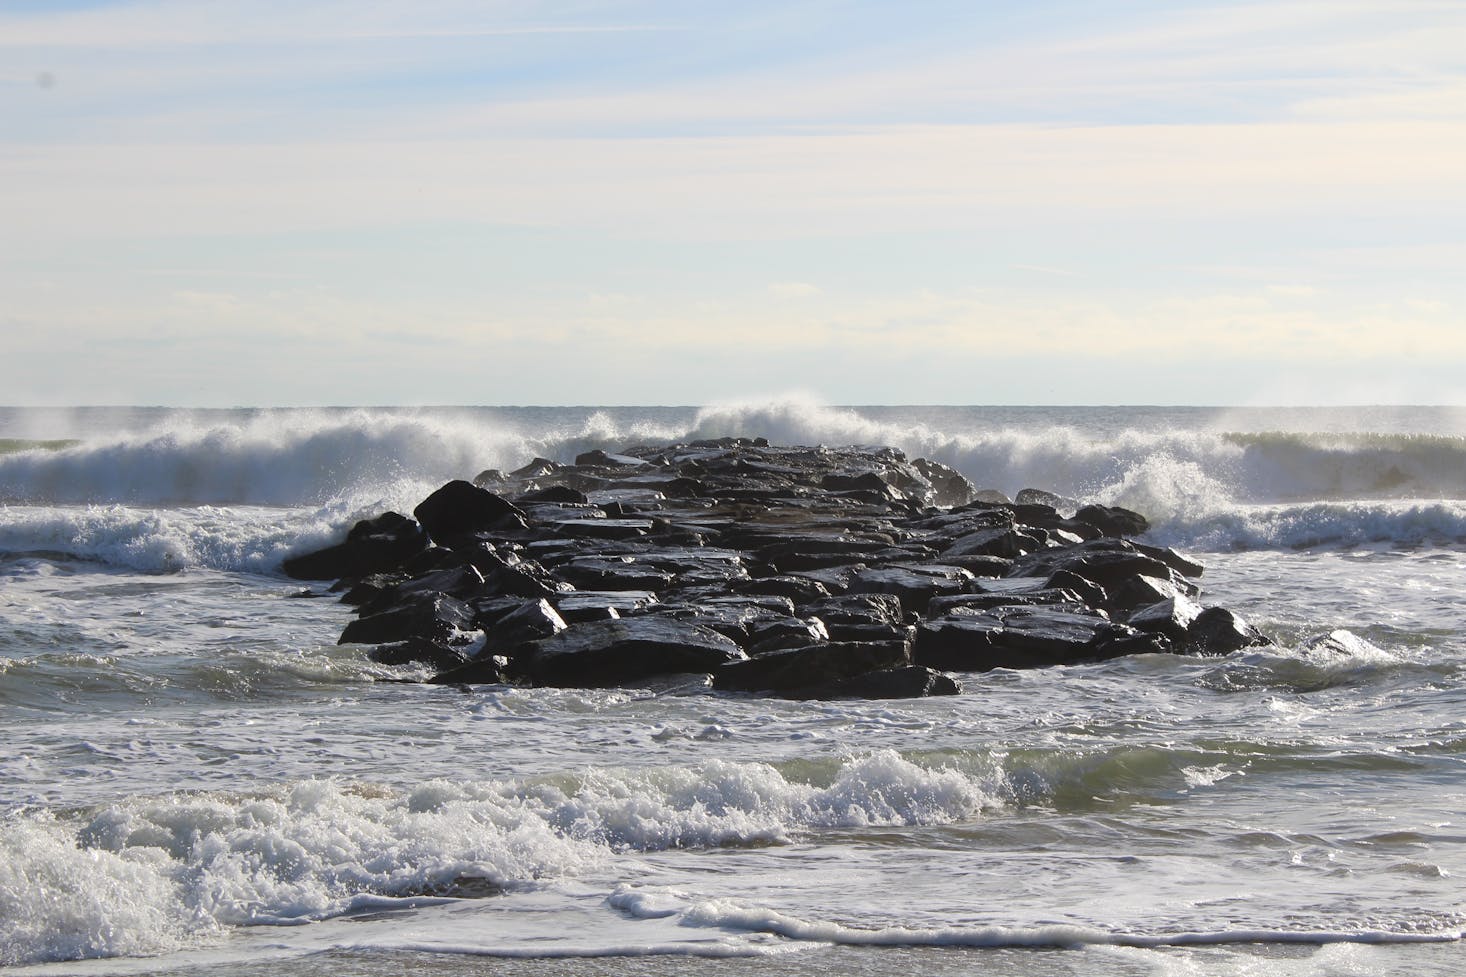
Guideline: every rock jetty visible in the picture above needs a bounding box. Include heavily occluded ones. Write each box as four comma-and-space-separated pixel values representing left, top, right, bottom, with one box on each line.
284, 440, 1269, 698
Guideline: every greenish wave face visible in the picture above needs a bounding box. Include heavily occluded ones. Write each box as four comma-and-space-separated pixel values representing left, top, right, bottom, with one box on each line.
0, 438, 80, 455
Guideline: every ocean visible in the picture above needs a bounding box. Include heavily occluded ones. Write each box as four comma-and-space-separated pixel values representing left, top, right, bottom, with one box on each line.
2, 402, 1464, 976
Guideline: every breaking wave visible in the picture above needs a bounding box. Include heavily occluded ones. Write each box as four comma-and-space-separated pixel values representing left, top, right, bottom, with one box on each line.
2, 400, 1465, 563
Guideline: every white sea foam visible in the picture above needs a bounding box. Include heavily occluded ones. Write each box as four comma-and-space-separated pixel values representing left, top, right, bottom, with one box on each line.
0, 752, 997, 965
608, 886, 1461, 949
3, 402, 1465, 564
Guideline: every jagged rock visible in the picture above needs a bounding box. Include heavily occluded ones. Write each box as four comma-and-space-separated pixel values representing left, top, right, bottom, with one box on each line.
747, 616, 830, 654
414, 480, 527, 545
369, 636, 473, 670
575, 449, 648, 468
521, 617, 747, 687
1126, 595, 1204, 647
339, 593, 476, 646
482, 598, 568, 653
358, 565, 486, 617
283, 511, 428, 580
1010, 539, 1192, 595
292, 440, 1255, 700
733, 575, 832, 602
1015, 488, 1076, 511
911, 458, 977, 507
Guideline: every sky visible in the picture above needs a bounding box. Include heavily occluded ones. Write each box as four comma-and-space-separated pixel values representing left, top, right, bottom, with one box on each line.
2, 0, 1464, 406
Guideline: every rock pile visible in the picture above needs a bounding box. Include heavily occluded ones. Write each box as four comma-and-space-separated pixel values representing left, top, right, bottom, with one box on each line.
284, 440, 1269, 698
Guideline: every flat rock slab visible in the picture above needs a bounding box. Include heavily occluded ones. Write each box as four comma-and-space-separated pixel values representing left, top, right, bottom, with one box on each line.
915, 606, 1168, 672
523, 617, 747, 687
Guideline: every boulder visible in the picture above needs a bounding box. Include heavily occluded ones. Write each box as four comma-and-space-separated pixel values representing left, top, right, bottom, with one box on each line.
1188, 606, 1270, 655
339, 593, 476, 646
522, 618, 747, 687
414, 481, 527, 545
915, 606, 1169, 672
282, 511, 428, 580
1073, 504, 1150, 537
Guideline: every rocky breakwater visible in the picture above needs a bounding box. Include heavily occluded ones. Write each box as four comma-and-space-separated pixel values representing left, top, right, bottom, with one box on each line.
283, 440, 1270, 699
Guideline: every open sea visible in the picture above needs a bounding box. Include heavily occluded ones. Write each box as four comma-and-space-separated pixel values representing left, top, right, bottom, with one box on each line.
2, 402, 1464, 976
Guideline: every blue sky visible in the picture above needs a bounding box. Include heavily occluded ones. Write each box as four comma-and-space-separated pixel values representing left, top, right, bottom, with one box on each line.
2, 0, 1463, 405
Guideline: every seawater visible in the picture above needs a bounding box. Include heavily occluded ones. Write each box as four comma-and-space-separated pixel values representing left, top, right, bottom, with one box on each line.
1, 402, 1464, 977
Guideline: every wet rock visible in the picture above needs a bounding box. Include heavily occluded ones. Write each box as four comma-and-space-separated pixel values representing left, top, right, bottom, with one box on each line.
427, 654, 512, 686
1188, 606, 1271, 655
358, 565, 487, 617
283, 511, 428, 580
482, 598, 568, 654
1126, 595, 1204, 647
553, 590, 661, 620
1073, 504, 1150, 537
369, 636, 474, 671
915, 606, 1168, 672
713, 639, 912, 693
788, 665, 961, 700
733, 575, 832, 603
292, 439, 1254, 700
747, 616, 830, 655
523, 617, 747, 687
847, 565, 973, 613
414, 480, 527, 546
339, 593, 476, 646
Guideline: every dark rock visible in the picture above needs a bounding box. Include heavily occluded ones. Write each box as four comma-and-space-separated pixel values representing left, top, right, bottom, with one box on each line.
1126, 595, 1204, 647
282, 511, 428, 581
483, 598, 568, 653
339, 593, 476, 646
713, 639, 912, 692
1015, 488, 1076, 511
1188, 606, 1270, 655
942, 527, 1040, 560
575, 449, 648, 468
787, 665, 961, 700
518, 485, 589, 505
732, 575, 831, 602
523, 618, 746, 687
414, 481, 527, 545
803, 593, 908, 627
427, 655, 511, 685
553, 590, 661, 620
368, 636, 472, 670
915, 606, 1168, 672
548, 518, 654, 540
747, 617, 830, 655
1073, 504, 1150, 537
847, 565, 973, 613
358, 565, 486, 617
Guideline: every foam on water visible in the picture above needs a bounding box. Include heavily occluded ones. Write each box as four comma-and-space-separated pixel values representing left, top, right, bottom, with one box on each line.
610, 887, 1462, 949
0, 752, 998, 965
